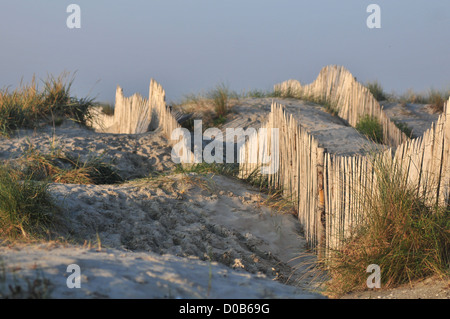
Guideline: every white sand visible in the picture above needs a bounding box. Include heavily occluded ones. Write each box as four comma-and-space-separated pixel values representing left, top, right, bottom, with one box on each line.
0, 116, 323, 298
0, 121, 176, 180
0, 244, 324, 299
0, 172, 323, 298
380, 102, 440, 138
223, 98, 381, 156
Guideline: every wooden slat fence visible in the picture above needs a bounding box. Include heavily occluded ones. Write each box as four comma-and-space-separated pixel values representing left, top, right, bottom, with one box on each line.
90, 79, 194, 161
240, 92, 449, 255
239, 102, 325, 248
89, 71, 449, 257
274, 65, 408, 147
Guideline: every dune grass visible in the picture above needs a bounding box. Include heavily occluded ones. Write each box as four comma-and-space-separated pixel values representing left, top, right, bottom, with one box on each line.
174, 162, 239, 178
0, 72, 94, 137
362, 80, 449, 113
426, 89, 449, 113
0, 145, 122, 240
172, 83, 239, 130
323, 156, 450, 297
272, 79, 449, 115
0, 165, 56, 240
14, 146, 123, 185
396, 88, 450, 112
365, 80, 388, 101
355, 115, 384, 144
208, 83, 234, 119
269, 86, 340, 116
241, 89, 271, 99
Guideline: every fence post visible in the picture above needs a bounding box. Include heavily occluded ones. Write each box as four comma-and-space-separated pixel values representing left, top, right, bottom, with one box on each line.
316, 147, 326, 258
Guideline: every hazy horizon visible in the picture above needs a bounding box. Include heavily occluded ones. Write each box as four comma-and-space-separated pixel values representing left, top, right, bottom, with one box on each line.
0, 0, 449, 104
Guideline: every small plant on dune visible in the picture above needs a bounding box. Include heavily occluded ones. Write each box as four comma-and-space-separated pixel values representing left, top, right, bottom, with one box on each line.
394, 88, 449, 112
41, 73, 73, 113
0, 77, 42, 135
243, 166, 271, 191
355, 115, 383, 144
365, 80, 388, 102
171, 93, 214, 130
208, 83, 237, 119
0, 165, 56, 240
268, 88, 283, 98
174, 162, 239, 177
324, 156, 450, 297
0, 256, 53, 298
268, 86, 299, 99
15, 146, 123, 185
172, 84, 239, 130
268, 86, 340, 116
242, 89, 269, 99
0, 101, 30, 136
0, 72, 94, 137
427, 89, 449, 113
306, 96, 339, 117
81, 156, 124, 185
41, 72, 95, 126
397, 88, 425, 106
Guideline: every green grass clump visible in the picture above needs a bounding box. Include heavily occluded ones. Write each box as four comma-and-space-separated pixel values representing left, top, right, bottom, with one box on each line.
395, 88, 449, 112
0, 72, 94, 137
208, 83, 236, 118
172, 83, 239, 130
365, 80, 388, 101
16, 147, 123, 185
242, 89, 269, 99
324, 157, 450, 297
268, 86, 299, 99
174, 162, 239, 177
268, 84, 341, 116
0, 165, 56, 240
356, 115, 383, 144
427, 89, 448, 113
268, 88, 283, 98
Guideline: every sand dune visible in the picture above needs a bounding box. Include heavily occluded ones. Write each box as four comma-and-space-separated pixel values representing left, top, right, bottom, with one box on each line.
0, 112, 323, 298
0, 95, 444, 299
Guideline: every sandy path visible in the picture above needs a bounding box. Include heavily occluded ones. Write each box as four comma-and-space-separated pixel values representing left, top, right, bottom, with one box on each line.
0, 173, 322, 298
49, 173, 316, 286
381, 102, 440, 138
223, 98, 380, 156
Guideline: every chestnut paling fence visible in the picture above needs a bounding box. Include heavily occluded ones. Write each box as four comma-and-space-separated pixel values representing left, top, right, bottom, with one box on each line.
90, 67, 449, 256
239, 102, 325, 249
239, 98, 449, 254
241, 66, 450, 254
90, 79, 194, 162
274, 65, 408, 147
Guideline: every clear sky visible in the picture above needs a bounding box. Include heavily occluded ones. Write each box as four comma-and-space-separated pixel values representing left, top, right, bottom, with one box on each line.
0, 1, 449, 103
